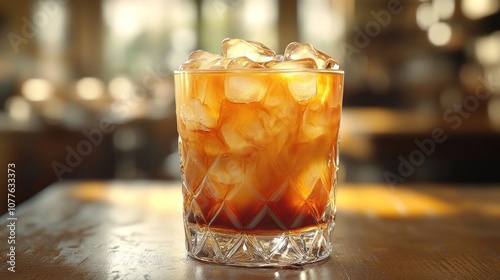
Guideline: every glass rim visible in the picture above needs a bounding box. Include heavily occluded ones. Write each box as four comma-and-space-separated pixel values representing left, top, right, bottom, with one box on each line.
174, 68, 344, 74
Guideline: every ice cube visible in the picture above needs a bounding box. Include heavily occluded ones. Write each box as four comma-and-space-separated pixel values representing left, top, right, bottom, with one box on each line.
299, 100, 328, 142
179, 98, 218, 131
284, 73, 318, 102
222, 38, 276, 63
221, 107, 272, 153
225, 75, 268, 103
210, 57, 232, 69
284, 42, 340, 70
317, 74, 342, 108
207, 155, 244, 186
179, 59, 212, 70
191, 75, 226, 127
264, 58, 317, 69
274, 54, 284, 62
227, 57, 264, 69
262, 83, 299, 128
187, 50, 222, 61
295, 158, 329, 199
255, 84, 299, 153
179, 50, 222, 70
262, 114, 290, 154
220, 125, 251, 153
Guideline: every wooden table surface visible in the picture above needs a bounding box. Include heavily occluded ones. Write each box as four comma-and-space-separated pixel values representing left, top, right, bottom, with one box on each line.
1, 181, 499, 279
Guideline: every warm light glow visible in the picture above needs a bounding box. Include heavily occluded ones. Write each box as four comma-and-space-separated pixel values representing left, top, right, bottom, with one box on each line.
339, 186, 457, 218
34, 0, 68, 50
69, 182, 182, 213
169, 28, 197, 71
428, 22, 452, 46
240, 0, 278, 49
242, 0, 277, 27
21, 79, 54, 101
416, 3, 438, 30
152, 80, 173, 99
474, 34, 500, 67
462, 0, 500, 20
169, 0, 196, 26
434, 0, 455, 20
76, 77, 105, 100
6, 96, 31, 123
171, 28, 197, 52
103, 0, 197, 73
109, 76, 134, 99
299, 0, 344, 54
104, 1, 144, 40
148, 190, 182, 212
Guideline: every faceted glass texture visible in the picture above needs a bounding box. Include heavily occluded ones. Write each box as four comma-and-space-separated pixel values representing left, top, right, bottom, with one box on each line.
175, 69, 343, 267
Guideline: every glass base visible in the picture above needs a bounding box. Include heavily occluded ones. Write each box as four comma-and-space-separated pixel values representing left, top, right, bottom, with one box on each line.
184, 222, 335, 267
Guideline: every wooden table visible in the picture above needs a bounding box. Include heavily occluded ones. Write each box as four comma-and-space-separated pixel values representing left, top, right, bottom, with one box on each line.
1, 181, 499, 279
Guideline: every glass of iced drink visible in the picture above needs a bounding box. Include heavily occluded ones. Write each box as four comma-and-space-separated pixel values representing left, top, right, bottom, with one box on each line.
175, 39, 344, 267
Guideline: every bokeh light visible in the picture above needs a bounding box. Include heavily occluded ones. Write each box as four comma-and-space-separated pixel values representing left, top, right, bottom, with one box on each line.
435, 0, 455, 20
462, 0, 500, 20
76, 77, 106, 100
428, 22, 452, 46
6, 96, 32, 123
21, 79, 55, 102
475, 34, 500, 67
416, 3, 438, 31
109, 76, 134, 100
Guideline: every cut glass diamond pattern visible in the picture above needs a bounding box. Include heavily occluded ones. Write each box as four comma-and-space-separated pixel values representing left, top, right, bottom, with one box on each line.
182, 174, 337, 266
181, 139, 338, 266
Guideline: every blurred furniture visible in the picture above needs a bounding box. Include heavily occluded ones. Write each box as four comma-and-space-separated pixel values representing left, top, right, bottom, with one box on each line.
341, 107, 500, 183
0, 114, 179, 214
1, 180, 499, 279
0, 127, 116, 215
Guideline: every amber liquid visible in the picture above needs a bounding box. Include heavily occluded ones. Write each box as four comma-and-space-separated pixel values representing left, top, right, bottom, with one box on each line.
176, 71, 343, 233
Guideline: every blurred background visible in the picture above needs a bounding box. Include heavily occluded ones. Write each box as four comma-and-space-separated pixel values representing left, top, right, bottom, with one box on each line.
0, 0, 499, 211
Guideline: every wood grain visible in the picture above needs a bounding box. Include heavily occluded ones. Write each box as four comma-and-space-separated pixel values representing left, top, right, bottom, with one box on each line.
1, 181, 499, 279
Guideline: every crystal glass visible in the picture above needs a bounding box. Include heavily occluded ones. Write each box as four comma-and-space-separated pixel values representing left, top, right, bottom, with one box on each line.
175, 68, 344, 267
